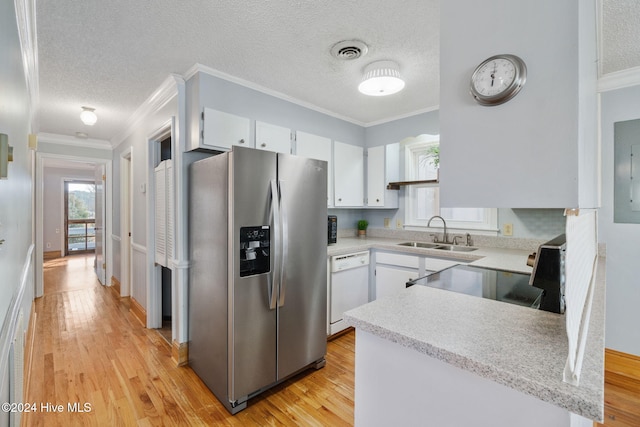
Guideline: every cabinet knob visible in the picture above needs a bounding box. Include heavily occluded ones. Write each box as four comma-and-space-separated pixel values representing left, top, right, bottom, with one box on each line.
338, 198, 342, 202
376, 198, 380, 202
239, 139, 245, 144
261, 143, 266, 148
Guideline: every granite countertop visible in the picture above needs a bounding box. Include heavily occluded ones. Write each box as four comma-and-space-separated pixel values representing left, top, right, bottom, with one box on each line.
327, 236, 534, 274
343, 256, 606, 421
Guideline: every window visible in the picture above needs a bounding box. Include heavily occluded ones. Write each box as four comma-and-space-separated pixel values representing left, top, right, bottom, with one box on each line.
404, 135, 498, 234
65, 181, 96, 253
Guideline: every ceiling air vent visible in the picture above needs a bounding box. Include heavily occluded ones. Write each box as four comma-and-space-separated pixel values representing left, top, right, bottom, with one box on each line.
331, 40, 368, 60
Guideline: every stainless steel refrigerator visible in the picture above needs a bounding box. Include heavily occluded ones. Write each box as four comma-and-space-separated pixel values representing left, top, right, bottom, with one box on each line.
189, 146, 328, 414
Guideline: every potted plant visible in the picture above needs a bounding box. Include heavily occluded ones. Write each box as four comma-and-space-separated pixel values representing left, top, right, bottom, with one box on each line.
357, 219, 368, 237
421, 145, 440, 180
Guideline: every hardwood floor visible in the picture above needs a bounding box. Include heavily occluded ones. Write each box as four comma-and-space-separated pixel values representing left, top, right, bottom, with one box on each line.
26, 255, 640, 426
24, 255, 354, 426
596, 349, 640, 427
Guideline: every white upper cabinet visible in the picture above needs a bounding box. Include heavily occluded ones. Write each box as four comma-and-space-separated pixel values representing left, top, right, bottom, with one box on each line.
202, 108, 251, 151
296, 131, 333, 207
439, 0, 598, 208
187, 107, 251, 152
366, 143, 399, 208
256, 121, 292, 154
334, 141, 364, 207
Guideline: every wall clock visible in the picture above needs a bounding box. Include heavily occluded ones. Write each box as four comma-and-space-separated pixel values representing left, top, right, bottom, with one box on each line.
470, 54, 527, 106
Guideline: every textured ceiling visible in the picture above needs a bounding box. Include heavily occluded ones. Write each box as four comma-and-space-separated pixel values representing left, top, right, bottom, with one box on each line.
34, 0, 639, 145
601, 0, 640, 74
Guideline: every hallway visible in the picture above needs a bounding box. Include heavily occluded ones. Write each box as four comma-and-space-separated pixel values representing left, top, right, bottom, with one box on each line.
24, 255, 355, 426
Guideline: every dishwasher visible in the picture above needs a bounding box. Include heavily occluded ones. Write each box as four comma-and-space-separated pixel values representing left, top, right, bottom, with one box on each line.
329, 251, 370, 335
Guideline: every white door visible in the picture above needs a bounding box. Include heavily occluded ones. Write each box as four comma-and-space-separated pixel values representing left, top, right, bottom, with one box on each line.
255, 121, 291, 153
367, 145, 385, 207
334, 141, 364, 206
375, 266, 418, 300
94, 164, 106, 285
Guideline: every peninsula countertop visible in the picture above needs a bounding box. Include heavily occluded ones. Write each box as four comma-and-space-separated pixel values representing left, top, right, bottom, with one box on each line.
343, 251, 605, 421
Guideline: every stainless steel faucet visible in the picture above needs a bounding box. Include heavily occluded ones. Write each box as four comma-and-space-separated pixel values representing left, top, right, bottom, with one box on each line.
427, 215, 450, 244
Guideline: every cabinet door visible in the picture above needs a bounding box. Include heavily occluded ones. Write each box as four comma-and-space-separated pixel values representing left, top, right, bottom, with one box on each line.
202, 108, 251, 150
367, 145, 385, 207
334, 141, 364, 207
256, 121, 291, 153
296, 131, 333, 207
375, 265, 418, 300
424, 257, 459, 272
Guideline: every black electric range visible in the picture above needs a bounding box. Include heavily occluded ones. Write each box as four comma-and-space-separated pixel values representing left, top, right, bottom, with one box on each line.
406, 264, 544, 309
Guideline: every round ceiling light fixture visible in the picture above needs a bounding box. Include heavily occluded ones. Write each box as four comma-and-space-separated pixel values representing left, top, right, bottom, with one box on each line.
358, 60, 405, 96
80, 106, 97, 126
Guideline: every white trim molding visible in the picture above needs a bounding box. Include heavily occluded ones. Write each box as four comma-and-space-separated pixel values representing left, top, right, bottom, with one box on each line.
38, 132, 113, 150
131, 242, 147, 254
112, 75, 181, 148
185, 63, 369, 127
14, 0, 39, 132
597, 66, 640, 92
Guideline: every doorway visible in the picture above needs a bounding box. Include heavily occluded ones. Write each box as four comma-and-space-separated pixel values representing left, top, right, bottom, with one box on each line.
159, 134, 172, 343
63, 180, 96, 255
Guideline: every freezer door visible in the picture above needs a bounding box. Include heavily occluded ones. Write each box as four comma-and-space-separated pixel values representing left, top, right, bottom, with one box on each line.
276, 153, 328, 380
230, 147, 278, 401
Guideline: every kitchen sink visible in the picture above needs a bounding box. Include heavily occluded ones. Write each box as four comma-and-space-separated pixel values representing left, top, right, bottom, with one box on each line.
431, 245, 478, 252
397, 242, 478, 252
397, 242, 441, 248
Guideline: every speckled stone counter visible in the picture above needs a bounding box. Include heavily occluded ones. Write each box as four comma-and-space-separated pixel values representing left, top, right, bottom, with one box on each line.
328, 236, 535, 274
344, 256, 605, 422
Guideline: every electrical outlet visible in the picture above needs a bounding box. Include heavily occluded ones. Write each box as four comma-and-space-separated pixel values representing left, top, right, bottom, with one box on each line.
503, 223, 513, 236
46, 242, 51, 249
384, 218, 390, 228
396, 219, 403, 229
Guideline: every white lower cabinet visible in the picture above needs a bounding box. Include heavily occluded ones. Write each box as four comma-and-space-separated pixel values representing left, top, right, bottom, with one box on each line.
375, 265, 419, 300
374, 251, 463, 300
374, 252, 420, 300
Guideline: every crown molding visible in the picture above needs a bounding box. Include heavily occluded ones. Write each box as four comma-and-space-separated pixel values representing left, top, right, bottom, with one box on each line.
14, 0, 39, 132
598, 66, 640, 92
38, 132, 112, 150
111, 74, 183, 148
184, 63, 368, 127
363, 105, 440, 128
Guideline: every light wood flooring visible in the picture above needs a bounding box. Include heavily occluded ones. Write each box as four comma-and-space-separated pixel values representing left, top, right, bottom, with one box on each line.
25, 254, 640, 426
24, 254, 354, 426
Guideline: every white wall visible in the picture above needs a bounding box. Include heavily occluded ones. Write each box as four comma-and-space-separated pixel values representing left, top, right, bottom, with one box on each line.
42, 167, 95, 253
599, 85, 640, 356
0, 0, 34, 423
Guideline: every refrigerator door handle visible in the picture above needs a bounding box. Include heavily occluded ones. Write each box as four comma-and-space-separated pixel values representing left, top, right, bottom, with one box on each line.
278, 180, 288, 307
269, 179, 280, 310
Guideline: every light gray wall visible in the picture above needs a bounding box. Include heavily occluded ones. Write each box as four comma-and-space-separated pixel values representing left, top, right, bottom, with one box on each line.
356, 111, 566, 239
439, 0, 597, 208
364, 111, 440, 148
42, 167, 96, 253
189, 72, 366, 148
0, 0, 34, 421
111, 98, 178, 308
599, 84, 640, 356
